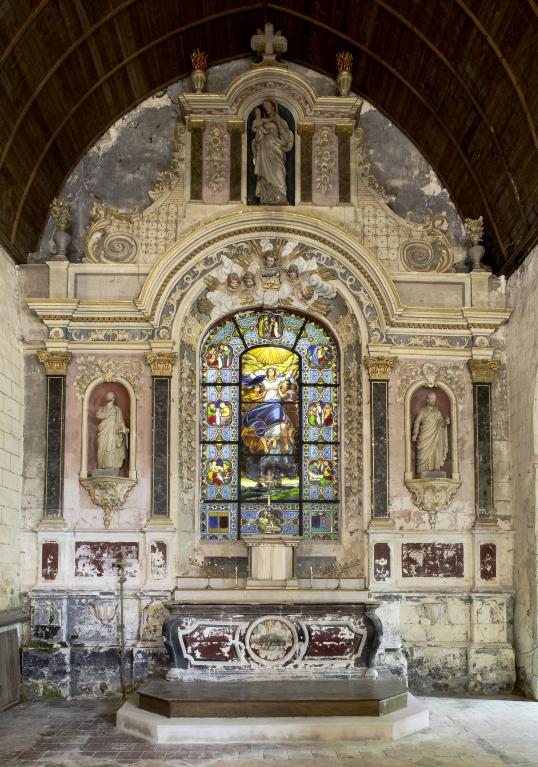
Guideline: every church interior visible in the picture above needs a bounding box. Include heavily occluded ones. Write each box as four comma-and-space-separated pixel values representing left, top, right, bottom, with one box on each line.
0, 2, 537, 765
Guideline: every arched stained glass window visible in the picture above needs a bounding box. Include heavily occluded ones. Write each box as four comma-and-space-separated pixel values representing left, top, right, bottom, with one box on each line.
200, 309, 339, 540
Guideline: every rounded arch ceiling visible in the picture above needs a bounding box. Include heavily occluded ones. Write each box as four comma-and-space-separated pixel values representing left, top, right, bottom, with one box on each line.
0, 0, 536, 275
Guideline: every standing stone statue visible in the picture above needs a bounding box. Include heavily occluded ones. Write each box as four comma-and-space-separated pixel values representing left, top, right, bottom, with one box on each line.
252, 100, 293, 204
411, 391, 450, 476
96, 392, 128, 471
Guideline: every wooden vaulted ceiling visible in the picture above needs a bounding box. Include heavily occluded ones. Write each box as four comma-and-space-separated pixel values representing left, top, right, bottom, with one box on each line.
0, 1, 537, 274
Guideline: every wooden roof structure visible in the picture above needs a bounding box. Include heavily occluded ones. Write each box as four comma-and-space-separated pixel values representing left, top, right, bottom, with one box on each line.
0, 1, 536, 274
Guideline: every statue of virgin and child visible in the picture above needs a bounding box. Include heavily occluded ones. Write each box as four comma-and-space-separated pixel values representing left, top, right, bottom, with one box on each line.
252, 100, 294, 205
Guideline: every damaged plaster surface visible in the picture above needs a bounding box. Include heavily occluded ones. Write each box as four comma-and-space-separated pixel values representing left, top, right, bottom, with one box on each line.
37, 60, 465, 258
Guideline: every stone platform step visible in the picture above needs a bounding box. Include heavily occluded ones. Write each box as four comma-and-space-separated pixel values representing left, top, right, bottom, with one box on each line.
137, 677, 408, 718
116, 693, 429, 743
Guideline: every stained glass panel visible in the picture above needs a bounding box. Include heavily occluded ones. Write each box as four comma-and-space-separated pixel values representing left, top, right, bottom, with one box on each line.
199, 309, 339, 540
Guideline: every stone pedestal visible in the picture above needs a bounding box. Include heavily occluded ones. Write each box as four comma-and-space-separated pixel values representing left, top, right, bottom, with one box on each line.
246, 534, 299, 585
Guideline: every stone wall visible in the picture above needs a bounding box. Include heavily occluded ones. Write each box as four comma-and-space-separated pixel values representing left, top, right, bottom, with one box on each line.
506, 244, 538, 699
0, 245, 23, 610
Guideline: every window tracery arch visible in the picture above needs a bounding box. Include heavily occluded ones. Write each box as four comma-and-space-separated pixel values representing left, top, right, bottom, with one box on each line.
199, 308, 340, 540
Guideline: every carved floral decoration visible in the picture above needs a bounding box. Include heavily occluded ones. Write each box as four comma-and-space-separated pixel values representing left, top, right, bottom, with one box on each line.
74, 357, 145, 399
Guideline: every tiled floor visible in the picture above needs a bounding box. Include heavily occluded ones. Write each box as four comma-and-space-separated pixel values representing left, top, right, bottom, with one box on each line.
1, 695, 537, 767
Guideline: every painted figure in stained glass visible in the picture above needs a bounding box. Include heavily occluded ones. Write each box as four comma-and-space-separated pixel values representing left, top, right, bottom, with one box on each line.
240, 346, 300, 502
207, 343, 233, 369
206, 458, 232, 485
307, 401, 334, 427
307, 459, 336, 484
307, 343, 334, 368
206, 400, 232, 427
258, 312, 283, 339
257, 508, 283, 533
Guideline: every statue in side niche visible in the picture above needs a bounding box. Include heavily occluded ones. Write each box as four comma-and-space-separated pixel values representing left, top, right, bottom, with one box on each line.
96, 392, 129, 472
252, 101, 293, 204
412, 391, 450, 477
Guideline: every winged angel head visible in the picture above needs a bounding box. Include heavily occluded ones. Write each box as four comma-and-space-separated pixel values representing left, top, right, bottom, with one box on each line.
202, 239, 337, 320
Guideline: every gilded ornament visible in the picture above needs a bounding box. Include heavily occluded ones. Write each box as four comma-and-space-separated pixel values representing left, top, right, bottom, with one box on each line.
37, 350, 72, 376
80, 476, 137, 528
336, 51, 353, 97
364, 356, 397, 380
145, 352, 178, 377
468, 358, 501, 383
315, 126, 334, 194
405, 478, 461, 528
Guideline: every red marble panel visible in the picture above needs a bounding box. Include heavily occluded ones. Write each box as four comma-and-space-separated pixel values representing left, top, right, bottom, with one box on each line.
373, 542, 391, 581
480, 543, 496, 581
41, 542, 59, 580
74, 542, 139, 577
306, 624, 358, 658
183, 626, 239, 662
402, 542, 464, 578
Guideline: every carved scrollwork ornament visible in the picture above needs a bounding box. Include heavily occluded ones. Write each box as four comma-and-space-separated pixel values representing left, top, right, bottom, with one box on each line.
37, 350, 72, 375
364, 356, 397, 381
145, 352, 178, 377
80, 476, 137, 528
405, 478, 461, 528
74, 358, 145, 398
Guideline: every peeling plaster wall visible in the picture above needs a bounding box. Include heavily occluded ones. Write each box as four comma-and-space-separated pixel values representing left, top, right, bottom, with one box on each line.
506, 244, 538, 699
0, 245, 24, 610
36, 61, 464, 259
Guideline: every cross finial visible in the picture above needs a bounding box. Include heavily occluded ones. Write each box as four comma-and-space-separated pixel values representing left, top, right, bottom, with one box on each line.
250, 22, 288, 68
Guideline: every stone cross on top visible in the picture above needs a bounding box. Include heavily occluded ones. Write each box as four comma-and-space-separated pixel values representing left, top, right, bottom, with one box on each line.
251, 22, 288, 67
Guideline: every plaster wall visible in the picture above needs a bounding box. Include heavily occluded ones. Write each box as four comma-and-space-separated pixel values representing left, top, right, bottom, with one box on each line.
506, 244, 538, 699
0, 245, 24, 609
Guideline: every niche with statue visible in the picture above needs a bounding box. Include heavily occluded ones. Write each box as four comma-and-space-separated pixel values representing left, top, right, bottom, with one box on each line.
404, 384, 460, 526
80, 379, 138, 527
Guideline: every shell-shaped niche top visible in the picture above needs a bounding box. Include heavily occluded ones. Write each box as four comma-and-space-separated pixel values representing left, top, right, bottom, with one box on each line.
83, 23, 455, 274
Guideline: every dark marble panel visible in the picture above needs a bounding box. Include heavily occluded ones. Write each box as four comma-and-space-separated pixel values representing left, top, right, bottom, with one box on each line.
337, 132, 351, 203
296, 556, 336, 577
474, 383, 493, 517
44, 376, 65, 518
152, 377, 170, 516
229, 128, 242, 201
204, 556, 247, 577
373, 542, 391, 581
74, 542, 139, 577
480, 543, 497, 581
300, 132, 313, 202
371, 381, 389, 518
190, 127, 204, 200
41, 542, 59, 581
402, 543, 464, 578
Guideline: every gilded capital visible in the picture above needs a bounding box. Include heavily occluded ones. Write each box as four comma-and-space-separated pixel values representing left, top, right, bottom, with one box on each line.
365, 356, 397, 381
145, 352, 178, 377
227, 119, 245, 133
297, 123, 315, 136
468, 358, 501, 383
37, 350, 72, 375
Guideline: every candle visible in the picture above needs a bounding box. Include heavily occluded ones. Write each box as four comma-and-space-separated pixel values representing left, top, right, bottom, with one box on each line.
310, 565, 314, 588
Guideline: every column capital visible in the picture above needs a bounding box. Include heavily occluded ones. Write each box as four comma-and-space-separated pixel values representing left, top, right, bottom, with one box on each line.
364, 356, 397, 381
297, 122, 315, 136
227, 119, 245, 133
145, 351, 178, 377
468, 358, 501, 383
37, 350, 72, 375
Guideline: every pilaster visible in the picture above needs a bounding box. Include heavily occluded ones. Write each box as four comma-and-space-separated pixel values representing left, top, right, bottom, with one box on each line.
37, 350, 71, 521
468, 359, 501, 524
146, 350, 178, 520
365, 356, 397, 526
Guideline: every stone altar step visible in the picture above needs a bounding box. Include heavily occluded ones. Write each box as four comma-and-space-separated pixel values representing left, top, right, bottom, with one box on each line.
137, 677, 408, 718
116, 688, 429, 743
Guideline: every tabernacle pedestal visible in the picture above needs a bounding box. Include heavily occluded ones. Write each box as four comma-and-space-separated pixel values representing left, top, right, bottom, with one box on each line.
246, 534, 299, 585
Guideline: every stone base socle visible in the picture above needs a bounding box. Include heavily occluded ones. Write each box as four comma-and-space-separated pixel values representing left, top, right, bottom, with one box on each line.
116, 695, 429, 743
